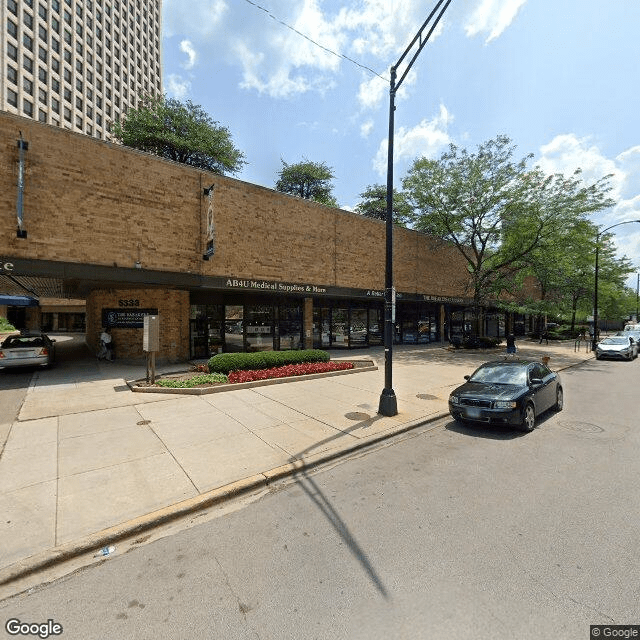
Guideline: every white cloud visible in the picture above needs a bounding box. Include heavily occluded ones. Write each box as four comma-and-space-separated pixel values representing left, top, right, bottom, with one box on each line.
360, 119, 374, 138
166, 74, 191, 100
538, 134, 640, 264
165, 0, 450, 101
358, 75, 387, 110
163, 0, 228, 39
537, 134, 625, 199
464, 0, 527, 44
373, 104, 453, 175
180, 40, 197, 70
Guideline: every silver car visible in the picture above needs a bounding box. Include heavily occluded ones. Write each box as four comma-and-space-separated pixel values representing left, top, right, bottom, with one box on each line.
0, 332, 56, 369
595, 336, 637, 361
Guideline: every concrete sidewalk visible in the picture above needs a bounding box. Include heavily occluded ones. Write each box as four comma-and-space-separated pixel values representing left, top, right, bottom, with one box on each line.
0, 337, 593, 586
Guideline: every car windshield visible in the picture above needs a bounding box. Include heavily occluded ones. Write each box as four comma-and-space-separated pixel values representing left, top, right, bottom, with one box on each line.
601, 337, 628, 345
468, 363, 527, 385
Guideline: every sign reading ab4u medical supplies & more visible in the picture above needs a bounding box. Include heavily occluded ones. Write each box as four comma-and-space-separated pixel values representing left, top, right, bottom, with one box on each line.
102, 308, 159, 328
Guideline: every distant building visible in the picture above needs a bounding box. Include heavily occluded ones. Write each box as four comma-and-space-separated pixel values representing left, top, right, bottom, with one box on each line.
1, 0, 162, 140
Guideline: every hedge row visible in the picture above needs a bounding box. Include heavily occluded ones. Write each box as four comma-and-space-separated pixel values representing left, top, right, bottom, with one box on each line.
207, 349, 330, 374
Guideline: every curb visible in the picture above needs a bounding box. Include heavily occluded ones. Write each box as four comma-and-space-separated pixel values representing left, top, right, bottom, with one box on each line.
0, 410, 445, 587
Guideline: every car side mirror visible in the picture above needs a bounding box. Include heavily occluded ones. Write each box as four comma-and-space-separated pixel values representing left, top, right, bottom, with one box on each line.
530, 377, 543, 385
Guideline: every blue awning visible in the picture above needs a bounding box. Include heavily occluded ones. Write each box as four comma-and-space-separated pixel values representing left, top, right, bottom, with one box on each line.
0, 295, 39, 307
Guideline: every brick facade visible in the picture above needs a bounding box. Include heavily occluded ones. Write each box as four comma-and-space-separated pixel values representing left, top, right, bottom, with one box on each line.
1, 111, 532, 361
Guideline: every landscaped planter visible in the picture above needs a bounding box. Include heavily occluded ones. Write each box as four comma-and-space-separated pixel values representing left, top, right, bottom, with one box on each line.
127, 359, 377, 395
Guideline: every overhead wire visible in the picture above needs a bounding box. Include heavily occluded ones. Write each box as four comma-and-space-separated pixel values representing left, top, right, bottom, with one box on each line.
241, 0, 389, 83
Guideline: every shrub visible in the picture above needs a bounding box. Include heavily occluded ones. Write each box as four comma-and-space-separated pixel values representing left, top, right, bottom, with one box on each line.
156, 373, 228, 388
0, 317, 16, 332
208, 349, 330, 375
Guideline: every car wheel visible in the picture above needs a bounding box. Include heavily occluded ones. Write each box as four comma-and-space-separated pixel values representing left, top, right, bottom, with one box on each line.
521, 403, 536, 432
553, 386, 563, 411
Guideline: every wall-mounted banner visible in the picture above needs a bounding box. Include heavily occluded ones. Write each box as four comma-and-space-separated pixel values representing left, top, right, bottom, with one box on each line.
203, 184, 216, 258
102, 308, 159, 328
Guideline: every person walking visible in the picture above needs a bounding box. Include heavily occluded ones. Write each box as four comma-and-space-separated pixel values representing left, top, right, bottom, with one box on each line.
539, 326, 549, 345
98, 327, 113, 361
506, 333, 517, 355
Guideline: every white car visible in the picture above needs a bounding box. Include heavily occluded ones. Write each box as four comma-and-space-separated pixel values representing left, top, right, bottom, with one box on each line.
595, 336, 638, 361
0, 332, 56, 369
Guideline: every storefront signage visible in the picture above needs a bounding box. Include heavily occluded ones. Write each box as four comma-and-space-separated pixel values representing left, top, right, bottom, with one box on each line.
102, 308, 158, 328
421, 295, 468, 304
0, 261, 15, 273
225, 279, 327, 295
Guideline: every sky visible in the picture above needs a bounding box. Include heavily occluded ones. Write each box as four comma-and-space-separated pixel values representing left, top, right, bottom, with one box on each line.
161, 0, 640, 289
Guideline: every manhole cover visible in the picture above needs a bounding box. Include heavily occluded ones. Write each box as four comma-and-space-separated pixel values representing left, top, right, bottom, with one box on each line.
344, 412, 371, 421
137, 420, 152, 426
559, 421, 604, 434
416, 393, 439, 401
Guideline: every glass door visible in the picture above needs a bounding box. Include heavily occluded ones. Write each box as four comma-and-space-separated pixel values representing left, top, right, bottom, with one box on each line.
246, 304, 274, 351
224, 305, 244, 352
350, 308, 368, 346
331, 308, 349, 348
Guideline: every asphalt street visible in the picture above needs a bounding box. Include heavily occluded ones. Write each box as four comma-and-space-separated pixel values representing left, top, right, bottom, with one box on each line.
1, 355, 637, 640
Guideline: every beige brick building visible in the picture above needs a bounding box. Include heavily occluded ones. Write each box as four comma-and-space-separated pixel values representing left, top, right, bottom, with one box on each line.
0, 112, 536, 362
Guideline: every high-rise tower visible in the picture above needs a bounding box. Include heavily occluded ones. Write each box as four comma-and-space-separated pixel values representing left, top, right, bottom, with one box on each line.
1, 0, 162, 140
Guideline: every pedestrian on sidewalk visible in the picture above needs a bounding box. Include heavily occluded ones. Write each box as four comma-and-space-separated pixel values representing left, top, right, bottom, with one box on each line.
97, 327, 114, 361
539, 326, 549, 345
506, 333, 517, 355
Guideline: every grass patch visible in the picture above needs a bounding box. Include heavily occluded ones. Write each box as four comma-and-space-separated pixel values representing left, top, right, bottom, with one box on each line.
155, 373, 229, 388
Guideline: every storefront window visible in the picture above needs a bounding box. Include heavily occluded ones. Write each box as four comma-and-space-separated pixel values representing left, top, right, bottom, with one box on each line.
224, 305, 244, 352
350, 308, 367, 346
368, 308, 383, 346
331, 308, 349, 348
278, 304, 302, 350
313, 307, 331, 348
246, 305, 273, 352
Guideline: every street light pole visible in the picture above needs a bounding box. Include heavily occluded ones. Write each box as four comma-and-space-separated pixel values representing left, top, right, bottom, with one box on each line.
592, 219, 640, 351
378, 0, 453, 417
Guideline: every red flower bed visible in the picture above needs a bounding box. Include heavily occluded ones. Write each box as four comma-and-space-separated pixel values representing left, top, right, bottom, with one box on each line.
228, 361, 354, 383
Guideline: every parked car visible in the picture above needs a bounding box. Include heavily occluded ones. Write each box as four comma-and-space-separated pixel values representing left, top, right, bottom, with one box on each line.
448, 360, 563, 432
0, 332, 56, 369
595, 335, 638, 361
619, 330, 640, 352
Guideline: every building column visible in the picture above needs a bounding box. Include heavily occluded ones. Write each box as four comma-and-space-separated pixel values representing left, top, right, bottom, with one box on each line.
303, 297, 313, 349
439, 304, 446, 343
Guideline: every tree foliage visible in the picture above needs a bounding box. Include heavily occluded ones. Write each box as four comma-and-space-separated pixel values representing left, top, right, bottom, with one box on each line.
402, 134, 617, 334
275, 159, 338, 207
111, 95, 246, 175
354, 184, 414, 227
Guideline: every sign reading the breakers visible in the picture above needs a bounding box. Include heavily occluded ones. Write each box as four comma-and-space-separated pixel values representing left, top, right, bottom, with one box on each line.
102, 309, 159, 328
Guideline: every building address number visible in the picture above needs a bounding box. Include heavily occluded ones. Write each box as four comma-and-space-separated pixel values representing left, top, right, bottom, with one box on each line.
119, 299, 140, 307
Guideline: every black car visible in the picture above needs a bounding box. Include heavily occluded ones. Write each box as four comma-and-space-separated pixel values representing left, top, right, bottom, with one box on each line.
448, 360, 563, 432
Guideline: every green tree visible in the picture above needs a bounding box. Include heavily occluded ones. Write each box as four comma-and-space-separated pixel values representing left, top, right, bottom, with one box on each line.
275, 159, 338, 207
402, 135, 616, 335
111, 95, 246, 175
354, 184, 414, 227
